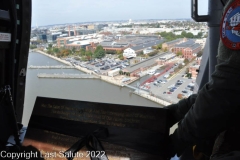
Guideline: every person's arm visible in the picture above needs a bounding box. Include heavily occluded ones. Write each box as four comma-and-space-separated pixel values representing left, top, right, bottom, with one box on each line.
170, 60, 240, 156
165, 93, 197, 128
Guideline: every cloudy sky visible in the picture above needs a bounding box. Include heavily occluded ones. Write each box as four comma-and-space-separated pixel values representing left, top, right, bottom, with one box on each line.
32, 0, 208, 26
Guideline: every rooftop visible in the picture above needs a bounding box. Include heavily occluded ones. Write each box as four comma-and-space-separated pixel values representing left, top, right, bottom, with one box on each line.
124, 52, 171, 72
175, 40, 196, 48
187, 43, 201, 50
130, 39, 164, 51
165, 38, 183, 45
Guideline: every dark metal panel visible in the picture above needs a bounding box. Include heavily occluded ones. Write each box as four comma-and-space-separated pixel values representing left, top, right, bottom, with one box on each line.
194, 0, 223, 92
14, 0, 32, 122
207, 0, 223, 79
195, 36, 209, 92
0, 9, 10, 21
191, 0, 209, 22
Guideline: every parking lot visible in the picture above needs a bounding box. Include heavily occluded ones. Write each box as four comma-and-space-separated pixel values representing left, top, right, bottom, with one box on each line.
133, 62, 195, 104
64, 57, 129, 75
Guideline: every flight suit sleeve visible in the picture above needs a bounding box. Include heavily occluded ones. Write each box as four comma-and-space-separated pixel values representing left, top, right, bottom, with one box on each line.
165, 94, 197, 127
170, 61, 240, 155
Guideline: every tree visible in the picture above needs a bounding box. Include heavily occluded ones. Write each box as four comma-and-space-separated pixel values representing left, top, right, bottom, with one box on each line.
118, 54, 124, 60
85, 51, 93, 60
29, 45, 37, 49
80, 48, 86, 57
157, 43, 162, 49
196, 32, 203, 38
197, 50, 203, 57
94, 45, 105, 59
152, 46, 157, 49
72, 47, 76, 54
185, 68, 189, 74
148, 50, 158, 57
184, 58, 189, 64
48, 43, 53, 49
178, 64, 183, 69
116, 50, 123, 55
106, 50, 116, 54
176, 51, 182, 56
52, 47, 60, 53
47, 50, 53, 55
186, 32, 194, 38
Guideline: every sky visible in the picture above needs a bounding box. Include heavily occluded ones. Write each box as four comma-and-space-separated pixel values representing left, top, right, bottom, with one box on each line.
32, 0, 208, 26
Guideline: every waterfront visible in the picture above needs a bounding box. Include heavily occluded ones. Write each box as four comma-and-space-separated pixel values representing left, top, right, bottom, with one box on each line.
23, 52, 163, 126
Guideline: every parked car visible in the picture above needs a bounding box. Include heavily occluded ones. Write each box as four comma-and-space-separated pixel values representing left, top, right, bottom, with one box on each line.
121, 64, 126, 68
80, 64, 86, 68
148, 70, 156, 75
94, 70, 100, 73
161, 81, 166, 84
176, 82, 182, 85
95, 63, 100, 67
100, 66, 110, 70
172, 87, 177, 90
163, 74, 169, 78
122, 77, 131, 83
182, 90, 188, 93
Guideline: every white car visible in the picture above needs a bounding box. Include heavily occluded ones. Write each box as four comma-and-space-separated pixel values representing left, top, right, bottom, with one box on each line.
122, 77, 131, 83
121, 64, 126, 68
148, 70, 156, 75
163, 74, 169, 78
161, 81, 166, 84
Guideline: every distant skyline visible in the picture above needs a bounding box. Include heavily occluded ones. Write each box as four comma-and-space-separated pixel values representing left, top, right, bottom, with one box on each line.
32, 0, 208, 26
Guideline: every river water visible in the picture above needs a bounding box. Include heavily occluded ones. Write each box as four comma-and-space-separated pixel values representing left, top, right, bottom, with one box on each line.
23, 52, 163, 126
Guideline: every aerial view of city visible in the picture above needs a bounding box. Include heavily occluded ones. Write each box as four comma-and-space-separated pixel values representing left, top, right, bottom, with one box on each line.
24, 1, 208, 159
2, 1, 238, 160
28, 17, 206, 104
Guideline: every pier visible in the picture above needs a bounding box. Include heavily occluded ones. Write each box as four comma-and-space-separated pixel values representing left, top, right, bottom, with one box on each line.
37, 73, 99, 79
29, 65, 76, 69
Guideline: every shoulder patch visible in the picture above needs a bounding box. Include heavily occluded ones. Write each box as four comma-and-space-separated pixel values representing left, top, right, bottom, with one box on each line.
221, 0, 240, 50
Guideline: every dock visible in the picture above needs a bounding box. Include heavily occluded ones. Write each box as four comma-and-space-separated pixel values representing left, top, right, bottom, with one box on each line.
29, 65, 76, 69
37, 73, 99, 79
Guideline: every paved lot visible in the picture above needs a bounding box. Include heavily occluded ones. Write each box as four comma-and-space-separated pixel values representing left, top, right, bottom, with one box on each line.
145, 62, 195, 104
65, 57, 128, 75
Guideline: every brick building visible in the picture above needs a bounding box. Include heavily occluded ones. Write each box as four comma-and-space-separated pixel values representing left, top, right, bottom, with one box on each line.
162, 38, 187, 51
173, 40, 195, 53
98, 41, 129, 52
172, 39, 201, 59
182, 43, 201, 59
189, 65, 200, 78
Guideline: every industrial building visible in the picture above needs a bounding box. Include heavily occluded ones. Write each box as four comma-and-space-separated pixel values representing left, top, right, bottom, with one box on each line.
162, 38, 187, 51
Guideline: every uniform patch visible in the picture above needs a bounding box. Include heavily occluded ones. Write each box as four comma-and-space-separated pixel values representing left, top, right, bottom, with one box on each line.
221, 0, 240, 50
